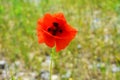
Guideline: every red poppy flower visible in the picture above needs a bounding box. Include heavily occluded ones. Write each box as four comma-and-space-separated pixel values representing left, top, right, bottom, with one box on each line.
37, 13, 77, 52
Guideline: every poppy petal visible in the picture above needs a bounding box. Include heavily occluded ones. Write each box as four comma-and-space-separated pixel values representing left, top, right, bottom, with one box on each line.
55, 38, 73, 52
37, 29, 44, 43
64, 24, 77, 38
43, 31, 55, 47
55, 24, 77, 39
38, 18, 43, 26
53, 13, 66, 23
43, 13, 54, 30
37, 25, 55, 47
55, 24, 77, 51
37, 13, 77, 52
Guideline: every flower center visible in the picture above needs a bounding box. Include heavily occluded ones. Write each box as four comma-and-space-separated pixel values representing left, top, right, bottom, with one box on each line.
47, 22, 63, 36
53, 22, 58, 27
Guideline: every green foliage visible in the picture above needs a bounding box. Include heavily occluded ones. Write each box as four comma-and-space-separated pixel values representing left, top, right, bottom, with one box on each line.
0, 0, 120, 80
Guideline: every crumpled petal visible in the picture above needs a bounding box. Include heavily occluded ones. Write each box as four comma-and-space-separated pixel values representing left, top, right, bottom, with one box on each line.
43, 31, 55, 47
53, 13, 66, 22
37, 13, 77, 52
37, 27, 44, 43
55, 23, 77, 39
37, 29, 55, 47
55, 30, 77, 52
43, 13, 54, 30
55, 38, 72, 52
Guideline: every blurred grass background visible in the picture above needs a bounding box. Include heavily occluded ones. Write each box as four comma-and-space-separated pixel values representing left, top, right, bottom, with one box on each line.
0, 0, 120, 80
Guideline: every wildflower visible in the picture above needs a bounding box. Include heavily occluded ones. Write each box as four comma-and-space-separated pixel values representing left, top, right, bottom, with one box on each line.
37, 13, 77, 52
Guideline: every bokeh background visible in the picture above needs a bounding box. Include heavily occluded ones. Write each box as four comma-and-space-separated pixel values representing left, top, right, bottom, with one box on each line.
0, 0, 120, 80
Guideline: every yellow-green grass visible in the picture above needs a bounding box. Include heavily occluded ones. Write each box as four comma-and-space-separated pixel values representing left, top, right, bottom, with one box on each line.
0, 0, 120, 80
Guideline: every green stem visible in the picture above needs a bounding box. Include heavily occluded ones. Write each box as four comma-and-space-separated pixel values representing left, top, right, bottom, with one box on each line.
50, 48, 55, 80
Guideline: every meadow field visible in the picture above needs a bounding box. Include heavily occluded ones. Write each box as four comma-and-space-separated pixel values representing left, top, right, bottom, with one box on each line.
0, 0, 120, 80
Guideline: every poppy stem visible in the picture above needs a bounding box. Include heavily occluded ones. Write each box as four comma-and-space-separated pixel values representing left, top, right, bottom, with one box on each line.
50, 57, 52, 80
50, 48, 55, 80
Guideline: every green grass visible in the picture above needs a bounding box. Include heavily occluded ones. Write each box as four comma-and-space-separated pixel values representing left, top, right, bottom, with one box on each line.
0, 0, 120, 80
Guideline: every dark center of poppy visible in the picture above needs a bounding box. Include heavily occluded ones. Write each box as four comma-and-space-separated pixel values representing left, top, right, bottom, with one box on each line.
59, 29, 63, 33
47, 22, 63, 36
53, 22, 58, 27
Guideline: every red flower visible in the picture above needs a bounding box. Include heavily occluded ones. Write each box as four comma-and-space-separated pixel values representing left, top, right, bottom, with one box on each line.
37, 13, 77, 52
